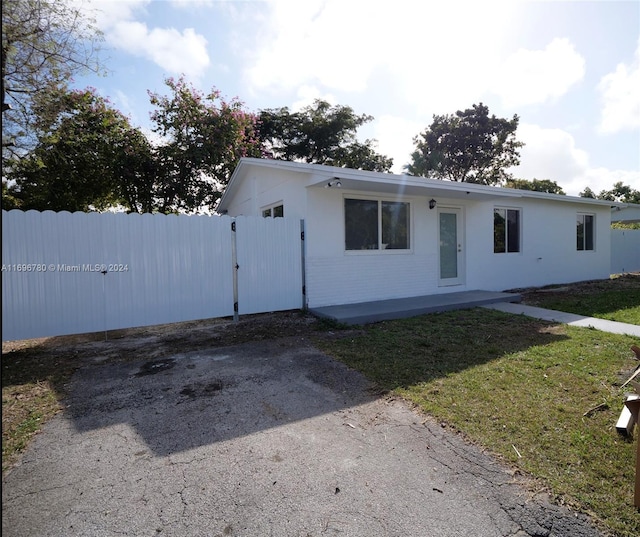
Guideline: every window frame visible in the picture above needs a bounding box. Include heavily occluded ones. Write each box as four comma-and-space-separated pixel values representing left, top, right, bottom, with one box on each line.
344, 197, 411, 252
262, 203, 284, 218
493, 206, 522, 254
577, 213, 595, 251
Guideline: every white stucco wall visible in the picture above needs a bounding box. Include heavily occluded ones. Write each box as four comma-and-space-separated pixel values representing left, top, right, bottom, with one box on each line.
464, 198, 612, 292
221, 162, 614, 309
222, 168, 308, 218
304, 190, 438, 307
303, 189, 613, 307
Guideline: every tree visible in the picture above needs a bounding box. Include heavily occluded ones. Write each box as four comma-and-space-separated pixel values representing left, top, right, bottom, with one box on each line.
407, 103, 523, 185
148, 76, 262, 213
580, 182, 640, 203
4, 89, 155, 212
505, 178, 565, 195
579, 187, 596, 199
258, 99, 393, 172
2, 0, 103, 162
596, 182, 640, 204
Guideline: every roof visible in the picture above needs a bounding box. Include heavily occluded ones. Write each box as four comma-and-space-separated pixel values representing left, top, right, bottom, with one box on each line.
218, 158, 627, 212
612, 204, 640, 223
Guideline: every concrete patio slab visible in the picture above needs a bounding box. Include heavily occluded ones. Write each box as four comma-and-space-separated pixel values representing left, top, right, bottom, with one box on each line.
310, 290, 522, 325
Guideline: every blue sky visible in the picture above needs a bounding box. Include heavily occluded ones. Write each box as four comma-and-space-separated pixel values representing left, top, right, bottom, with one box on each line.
74, 0, 640, 196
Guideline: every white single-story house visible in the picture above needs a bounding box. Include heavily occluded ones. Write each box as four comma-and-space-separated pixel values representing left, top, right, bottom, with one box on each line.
612, 204, 640, 224
218, 158, 627, 310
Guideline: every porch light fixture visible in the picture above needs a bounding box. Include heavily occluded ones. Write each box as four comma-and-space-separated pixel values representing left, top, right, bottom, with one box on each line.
429, 199, 436, 210
325, 178, 342, 188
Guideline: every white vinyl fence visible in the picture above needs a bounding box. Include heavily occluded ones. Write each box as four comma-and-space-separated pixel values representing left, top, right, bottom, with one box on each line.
611, 228, 640, 275
2, 210, 304, 341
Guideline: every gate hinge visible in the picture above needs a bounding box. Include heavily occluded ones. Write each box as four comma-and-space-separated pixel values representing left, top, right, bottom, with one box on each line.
301, 231, 305, 240
234, 302, 238, 313
231, 221, 236, 232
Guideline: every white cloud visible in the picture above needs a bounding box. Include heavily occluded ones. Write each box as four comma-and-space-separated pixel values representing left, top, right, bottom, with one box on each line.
78, 0, 150, 30
245, 0, 517, 114
82, 0, 210, 78
581, 168, 640, 197
598, 39, 640, 134
290, 86, 337, 112
372, 115, 425, 174
491, 38, 585, 108
108, 22, 209, 78
246, 0, 382, 94
512, 123, 639, 196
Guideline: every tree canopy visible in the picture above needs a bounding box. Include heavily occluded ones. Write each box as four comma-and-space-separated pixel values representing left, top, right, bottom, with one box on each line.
2, 0, 103, 162
4, 89, 154, 212
579, 186, 596, 199
258, 99, 392, 172
505, 178, 565, 195
580, 182, 640, 203
148, 76, 263, 213
2, 79, 395, 213
595, 182, 640, 204
406, 103, 523, 185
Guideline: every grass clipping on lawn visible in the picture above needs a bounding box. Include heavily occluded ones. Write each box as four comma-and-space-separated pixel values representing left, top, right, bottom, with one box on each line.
318, 309, 640, 537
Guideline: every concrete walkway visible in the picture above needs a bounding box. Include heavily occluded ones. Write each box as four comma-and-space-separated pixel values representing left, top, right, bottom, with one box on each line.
483, 302, 640, 337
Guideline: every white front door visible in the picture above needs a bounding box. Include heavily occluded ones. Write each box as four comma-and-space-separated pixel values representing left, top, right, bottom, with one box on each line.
438, 207, 464, 286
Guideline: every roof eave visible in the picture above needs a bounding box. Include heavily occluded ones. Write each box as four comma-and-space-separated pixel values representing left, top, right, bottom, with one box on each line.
219, 158, 628, 211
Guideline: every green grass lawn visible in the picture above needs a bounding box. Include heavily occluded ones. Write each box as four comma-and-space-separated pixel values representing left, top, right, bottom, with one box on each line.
521, 274, 640, 325
316, 308, 640, 537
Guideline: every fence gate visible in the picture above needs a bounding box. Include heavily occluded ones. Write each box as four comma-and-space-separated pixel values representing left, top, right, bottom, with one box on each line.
1, 211, 304, 341
233, 216, 304, 315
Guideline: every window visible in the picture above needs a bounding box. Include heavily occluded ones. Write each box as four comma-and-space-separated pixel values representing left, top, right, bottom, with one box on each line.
494, 207, 520, 253
345, 198, 410, 250
262, 204, 284, 218
577, 214, 594, 251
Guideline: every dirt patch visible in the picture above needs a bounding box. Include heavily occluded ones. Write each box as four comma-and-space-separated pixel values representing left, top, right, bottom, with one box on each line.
180, 379, 226, 399
135, 358, 177, 376
513, 272, 640, 307
1, 311, 335, 365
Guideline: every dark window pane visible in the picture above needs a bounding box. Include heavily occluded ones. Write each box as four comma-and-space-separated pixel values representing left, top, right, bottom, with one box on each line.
577, 216, 584, 250
273, 205, 284, 218
345, 199, 378, 250
494, 209, 506, 253
507, 209, 520, 252
382, 201, 409, 249
584, 214, 594, 250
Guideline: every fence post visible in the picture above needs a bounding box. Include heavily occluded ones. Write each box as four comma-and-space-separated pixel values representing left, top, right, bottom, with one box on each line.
300, 219, 307, 310
231, 219, 239, 322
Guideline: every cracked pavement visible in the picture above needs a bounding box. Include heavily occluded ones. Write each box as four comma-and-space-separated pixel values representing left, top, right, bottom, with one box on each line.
2, 337, 603, 536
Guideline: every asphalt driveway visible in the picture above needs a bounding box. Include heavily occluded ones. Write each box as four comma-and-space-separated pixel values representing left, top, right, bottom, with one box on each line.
2, 335, 602, 537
